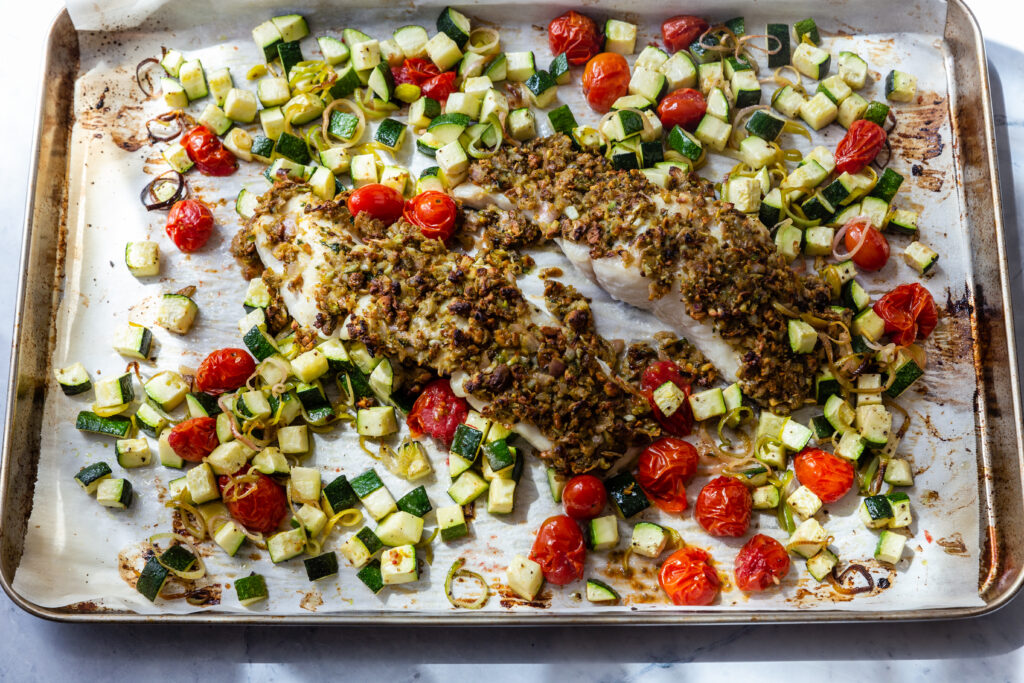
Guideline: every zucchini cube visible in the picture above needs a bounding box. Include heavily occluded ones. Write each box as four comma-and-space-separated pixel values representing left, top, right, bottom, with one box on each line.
437, 504, 469, 541
381, 545, 418, 585
506, 555, 544, 600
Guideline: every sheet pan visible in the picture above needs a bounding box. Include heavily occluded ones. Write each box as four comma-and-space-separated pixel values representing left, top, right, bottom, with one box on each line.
1, 0, 1022, 623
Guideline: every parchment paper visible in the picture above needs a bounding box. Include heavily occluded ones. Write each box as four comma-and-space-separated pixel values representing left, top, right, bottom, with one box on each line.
12, 0, 983, 615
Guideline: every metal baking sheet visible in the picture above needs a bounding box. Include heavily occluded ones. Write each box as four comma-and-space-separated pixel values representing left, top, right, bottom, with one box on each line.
1, 0, 1022, 623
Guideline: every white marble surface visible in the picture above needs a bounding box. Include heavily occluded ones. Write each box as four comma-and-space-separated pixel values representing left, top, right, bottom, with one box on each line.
2, 1, 1024, 680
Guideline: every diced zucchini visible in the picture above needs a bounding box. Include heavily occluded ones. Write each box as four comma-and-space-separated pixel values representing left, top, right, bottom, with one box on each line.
688, 387, 726, 421
585, 515, 619, 551
97, 478, 133, 509
125, 241, 160, 277
604, 19, 637, 55
394, 25, 429, 59
694, 114, 731, 152
507, 555, 544, 599
375, 510, 424, 546
381, 545, 418, 585
793, 43, 830, 81
772, 85, 806, 118
605, 472, 650, 518
806, 548, 838, 582
859, 494, 894, 529
437, 504, 469, 541
885, 70, 917, 103
586, 579, 619, 603
875, 530, 907, 564
426, 32, 462, 71
179, 60, 208, 100
787, 485, 823, 520
74, 462, 112, 494
887, 491, 913, 529
659, 51, 697, 91
752, 485, 781, 510
904, 241, 939, 275
786, 518, 827, 558
799, 92, 838, 130
787, 319, 818, 354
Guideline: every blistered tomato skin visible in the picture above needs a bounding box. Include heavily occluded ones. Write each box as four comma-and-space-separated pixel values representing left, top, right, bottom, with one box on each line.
635, 437, 699, 513
843, 217, 890, 272
873, 283, 938, 346
219, 467, 289, 534
195, 348, 257, 395
166, 417, 219, 462
661, 15, 710, 53
658, 546, 720, 606
346, 184, 406, 224
694, 476, 753, 537
548, 11, 602, 65
582, 52, 631, 113
734, 534, 791, 592
834, 119, 887, 174
181, 125, 237, 176
404, 191, 458, 241
640, 361, 694, 436
406, 379, 469, 447
165, 199, 214, 253
561, 475, 607, 520
657, 89, 707, 132
530, 515, 586, 585
793, 448, 855, 504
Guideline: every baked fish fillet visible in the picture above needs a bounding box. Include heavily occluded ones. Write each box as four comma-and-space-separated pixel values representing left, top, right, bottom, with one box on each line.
454, 134, 841, 413
234, 180, 712, 473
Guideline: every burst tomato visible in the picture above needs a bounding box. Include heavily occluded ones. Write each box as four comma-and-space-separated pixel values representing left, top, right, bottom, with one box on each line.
347, 183, 406, 224
834, 120, 887, 174
421, 71, 457, 104
404, 190, 458, 241
658, 546, 720, 606
218, 467, 288, 534
734, 534, 791, 592
582, 52, 630, 113
843, 217, 890, 272
530, 515, 586, 585
793, 448, 855, 504
548, 10, 601, 66
166, 417, 219, 462
391, 58, 440, 87
694, 476, 752, 537
181, 125, 237, 176
873, 283, 939, 346
194, 348, 256, 395
661, 16, 710, 53
656, 88, 707, 133
165, 199, 214, 252
640, 360, 694, 436
562, 475, 607, 520
635, 437, 699, 513
407, 379, 469, 447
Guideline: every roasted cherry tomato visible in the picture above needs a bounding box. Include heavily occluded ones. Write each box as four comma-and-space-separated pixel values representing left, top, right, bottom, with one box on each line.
548, 10, 602, 66
421, 71, 457, 104
582, 52, 630, 113
734, 534, 791, 592
407, 379, 469, 447
218, 467, 288, 534
843, 217, 890, 272
640, 360, 694, 436
793, 448, 855, 504
694, 476, 752, 537
194, 348, 257, 395
404, 190, 458, 241
530, 515, 586, 585
661, 15, 710, 53
873, 283, 938, 346
391, 57, 440, 87
656, 88, 707, 133
658, 546, 720, 606
166, 417, 219, 462
347, 183, 406, 224
635, 437, 699, 513
181, 125, 237, 176
562, 474, 607, 520
165, 199, 214, 253
834, 120, 887, 174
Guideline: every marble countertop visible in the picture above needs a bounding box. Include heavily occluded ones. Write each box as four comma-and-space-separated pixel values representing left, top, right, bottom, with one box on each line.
2, 1, 1024, 680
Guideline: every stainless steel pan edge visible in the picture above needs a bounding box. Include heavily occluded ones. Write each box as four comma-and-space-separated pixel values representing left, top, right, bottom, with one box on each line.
2, 2, 1021, 624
